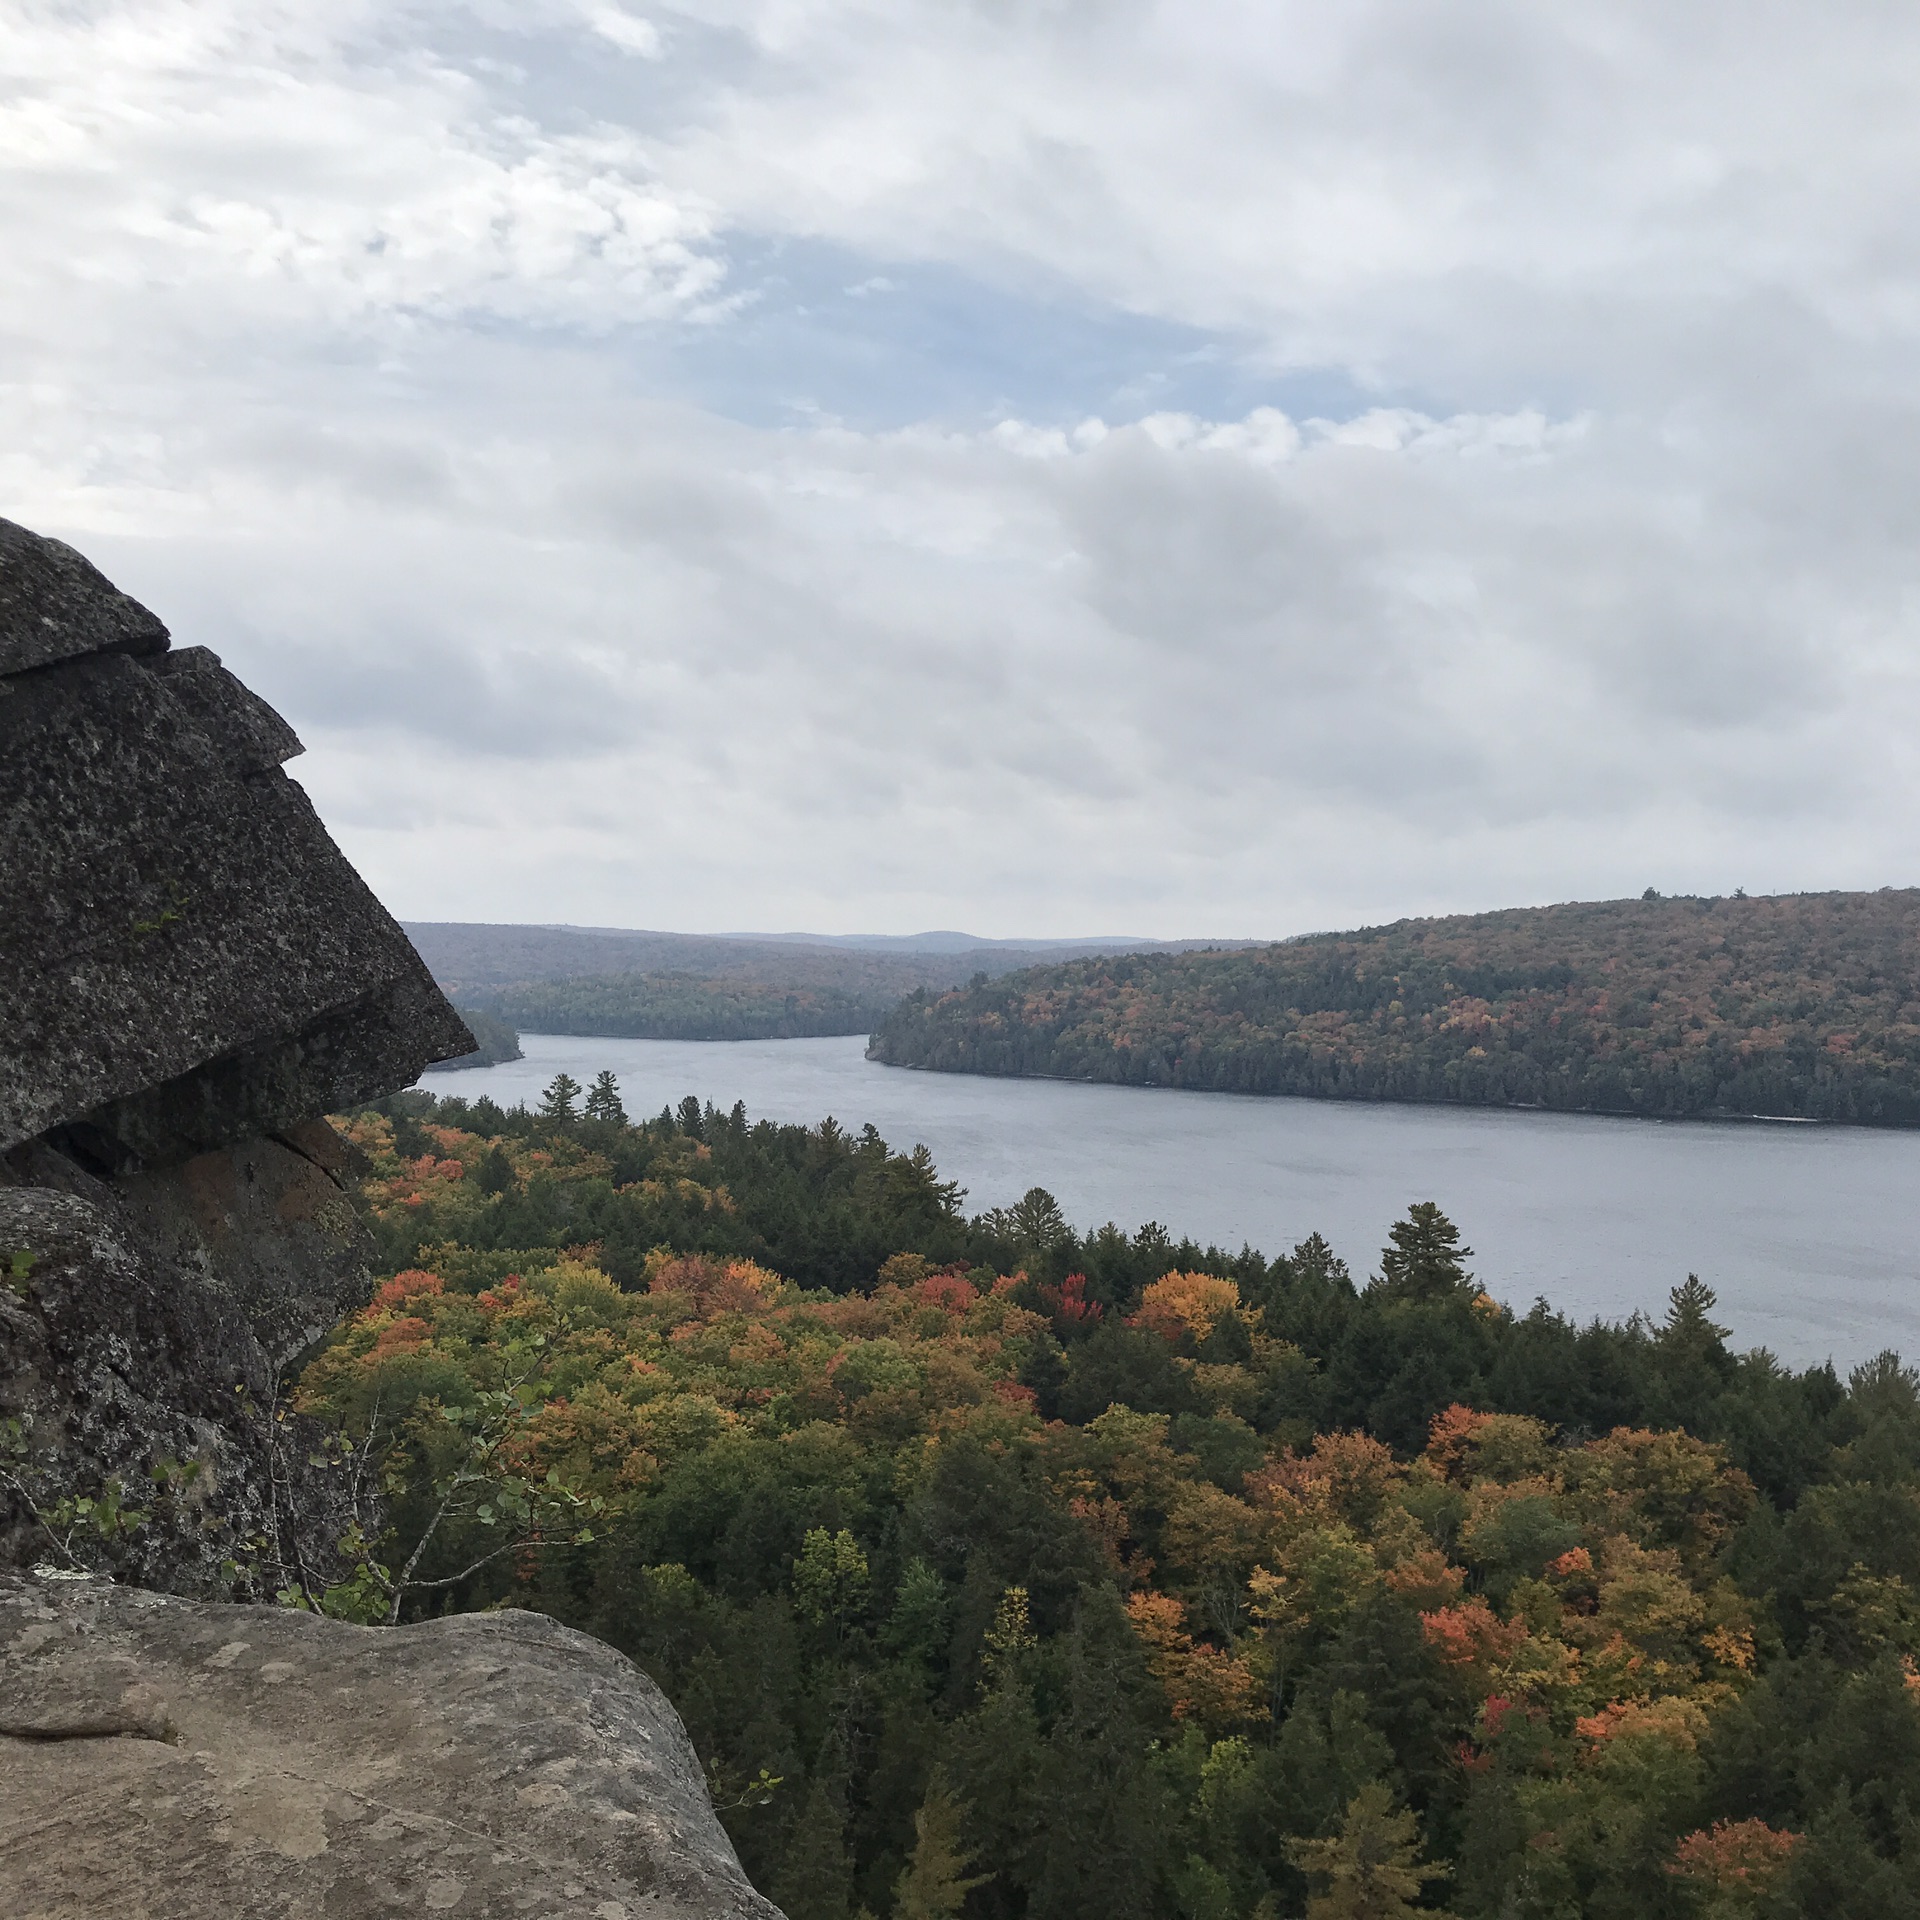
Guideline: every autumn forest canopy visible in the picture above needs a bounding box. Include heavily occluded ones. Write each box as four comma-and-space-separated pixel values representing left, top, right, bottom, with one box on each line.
869, 889, 1920, 1126
290, 1074, 1920, 1919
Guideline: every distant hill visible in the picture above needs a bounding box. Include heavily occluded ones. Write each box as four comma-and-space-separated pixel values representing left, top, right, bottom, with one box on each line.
425, 1006, 524, 1071
867, 890, 1920, 1125
402, 922, 1253, 1042
474, 976, 886, 1043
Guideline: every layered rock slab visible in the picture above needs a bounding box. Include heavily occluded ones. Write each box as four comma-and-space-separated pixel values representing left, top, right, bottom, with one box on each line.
0, 1572, 783, 1920
0, 517, 470, 1166
0, 517, 169, 677
1, 515, 472, 1588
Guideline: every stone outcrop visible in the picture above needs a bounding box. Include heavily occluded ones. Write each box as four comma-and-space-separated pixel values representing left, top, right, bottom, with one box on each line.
0, 520, 470, 1167
0, 1132, 376, 1592
0, 517, 472, 1590
0, 1571, 783, 1920
0, 522, 786, 1920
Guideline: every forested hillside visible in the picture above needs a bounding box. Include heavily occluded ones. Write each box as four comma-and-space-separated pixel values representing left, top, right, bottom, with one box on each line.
292, 1081, 1920, 1918
482, 972, 884, 1041
408, 923, 1240, 1044
431, 1004, 524, 1068
406, 922, 1026, 996
869, 890, 1920, 1124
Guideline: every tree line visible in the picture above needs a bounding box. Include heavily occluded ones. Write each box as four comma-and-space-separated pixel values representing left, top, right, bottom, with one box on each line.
474, 973, 885, 1042
868, 889, 1920, 1125
286, 1078, 1920, 1918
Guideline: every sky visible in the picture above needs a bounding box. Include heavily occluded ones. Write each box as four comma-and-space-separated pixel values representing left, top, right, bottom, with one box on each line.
8, 2, 1920, 938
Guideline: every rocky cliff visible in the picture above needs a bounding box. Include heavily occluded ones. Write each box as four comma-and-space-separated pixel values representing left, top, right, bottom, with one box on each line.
0, 520, 783, 1920
0, 516, 473, 1593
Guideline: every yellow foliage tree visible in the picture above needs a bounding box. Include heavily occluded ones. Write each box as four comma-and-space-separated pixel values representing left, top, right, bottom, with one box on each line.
893, 1771, 989, 1920
1290, 1784, 1448, 1920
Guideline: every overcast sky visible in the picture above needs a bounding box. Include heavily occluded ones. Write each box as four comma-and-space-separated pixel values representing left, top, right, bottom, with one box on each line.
8, 2, 1920, 937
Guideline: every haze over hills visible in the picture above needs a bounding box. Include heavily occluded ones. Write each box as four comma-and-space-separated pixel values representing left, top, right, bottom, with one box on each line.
718, 930, 1252, 955
405, 921, 1256, 1044
406, 922, 1248, 980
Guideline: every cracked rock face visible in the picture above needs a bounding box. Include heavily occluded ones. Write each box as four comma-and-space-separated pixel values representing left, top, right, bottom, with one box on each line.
0, 523, 471, 1167
0, 518, 471, 1589
0, 1573, 785, 1920
0, 1136, 368, 1594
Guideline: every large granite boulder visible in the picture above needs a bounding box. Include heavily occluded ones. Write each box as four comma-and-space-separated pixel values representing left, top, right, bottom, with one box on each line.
0, 516, 169, 675
0, 518, 472, 1592
0, 518, 471, 1168
0, 1571, 784, 1919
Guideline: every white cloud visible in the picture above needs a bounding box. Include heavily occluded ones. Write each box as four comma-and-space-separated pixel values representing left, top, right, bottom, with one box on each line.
649, 0, 1920, 365
4, 2, 1920, 933
586, 4, 664, 58
0, 1, 722, 342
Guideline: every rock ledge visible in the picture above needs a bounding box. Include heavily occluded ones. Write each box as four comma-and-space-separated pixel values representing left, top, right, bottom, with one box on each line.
0, 1572, 783, 1920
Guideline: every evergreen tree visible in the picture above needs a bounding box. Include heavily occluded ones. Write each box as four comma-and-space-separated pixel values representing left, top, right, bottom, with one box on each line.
1652, 1273, 1735, 1429
1029, 1588, 1168, 1920
474, 1142, 515, 1195
584, 1068, 627, 1125
1376, 1203, 1475, 1305
982, 1187, 1071, 1272
539, 1072, 583, 1124
1662, 1274, 1732, 1355
1291, 1232, 1353, 1290
775, 1775, 856, 1920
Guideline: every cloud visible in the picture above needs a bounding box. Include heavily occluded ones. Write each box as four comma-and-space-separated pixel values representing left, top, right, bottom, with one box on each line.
586, 5, 664, 59
4, 2, 1920, 934
0, 0, 723, 344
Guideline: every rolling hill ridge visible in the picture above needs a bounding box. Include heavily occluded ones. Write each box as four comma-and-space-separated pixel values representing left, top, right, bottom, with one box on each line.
867, 889, 1920, 1124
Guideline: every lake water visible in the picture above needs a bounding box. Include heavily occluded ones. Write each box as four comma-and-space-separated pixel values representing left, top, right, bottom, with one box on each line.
422, 1034, 1920, 1369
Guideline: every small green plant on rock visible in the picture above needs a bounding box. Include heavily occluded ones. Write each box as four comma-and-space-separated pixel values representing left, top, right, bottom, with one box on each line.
0, 1415, 150, 1573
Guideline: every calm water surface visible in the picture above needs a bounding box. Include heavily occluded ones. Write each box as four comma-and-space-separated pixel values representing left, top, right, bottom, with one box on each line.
424, 1034, 1920, 1369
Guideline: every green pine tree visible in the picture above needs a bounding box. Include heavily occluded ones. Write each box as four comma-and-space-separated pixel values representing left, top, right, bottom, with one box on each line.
583, 1068, 627, 1125
1029, 1587, 1169, 1920
538, 1072, 583, 1124
1649, 1272, 1734, 1430
773, 1775, 855, 1920
1377, 1203, 1475, 1304
1661, 1274, 1731, 1357
474, 1143, 515, 1195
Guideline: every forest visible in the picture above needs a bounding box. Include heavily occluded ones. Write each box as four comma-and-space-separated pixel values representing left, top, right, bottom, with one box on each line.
287, 1077, 1920, 1919
479, 972, 885, 1041
868, 890, 1920, 1126
435, 1004, 524, 1068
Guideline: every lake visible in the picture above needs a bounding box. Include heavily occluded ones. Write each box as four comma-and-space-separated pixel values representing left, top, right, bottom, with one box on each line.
422, 1033, 1920, 1369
